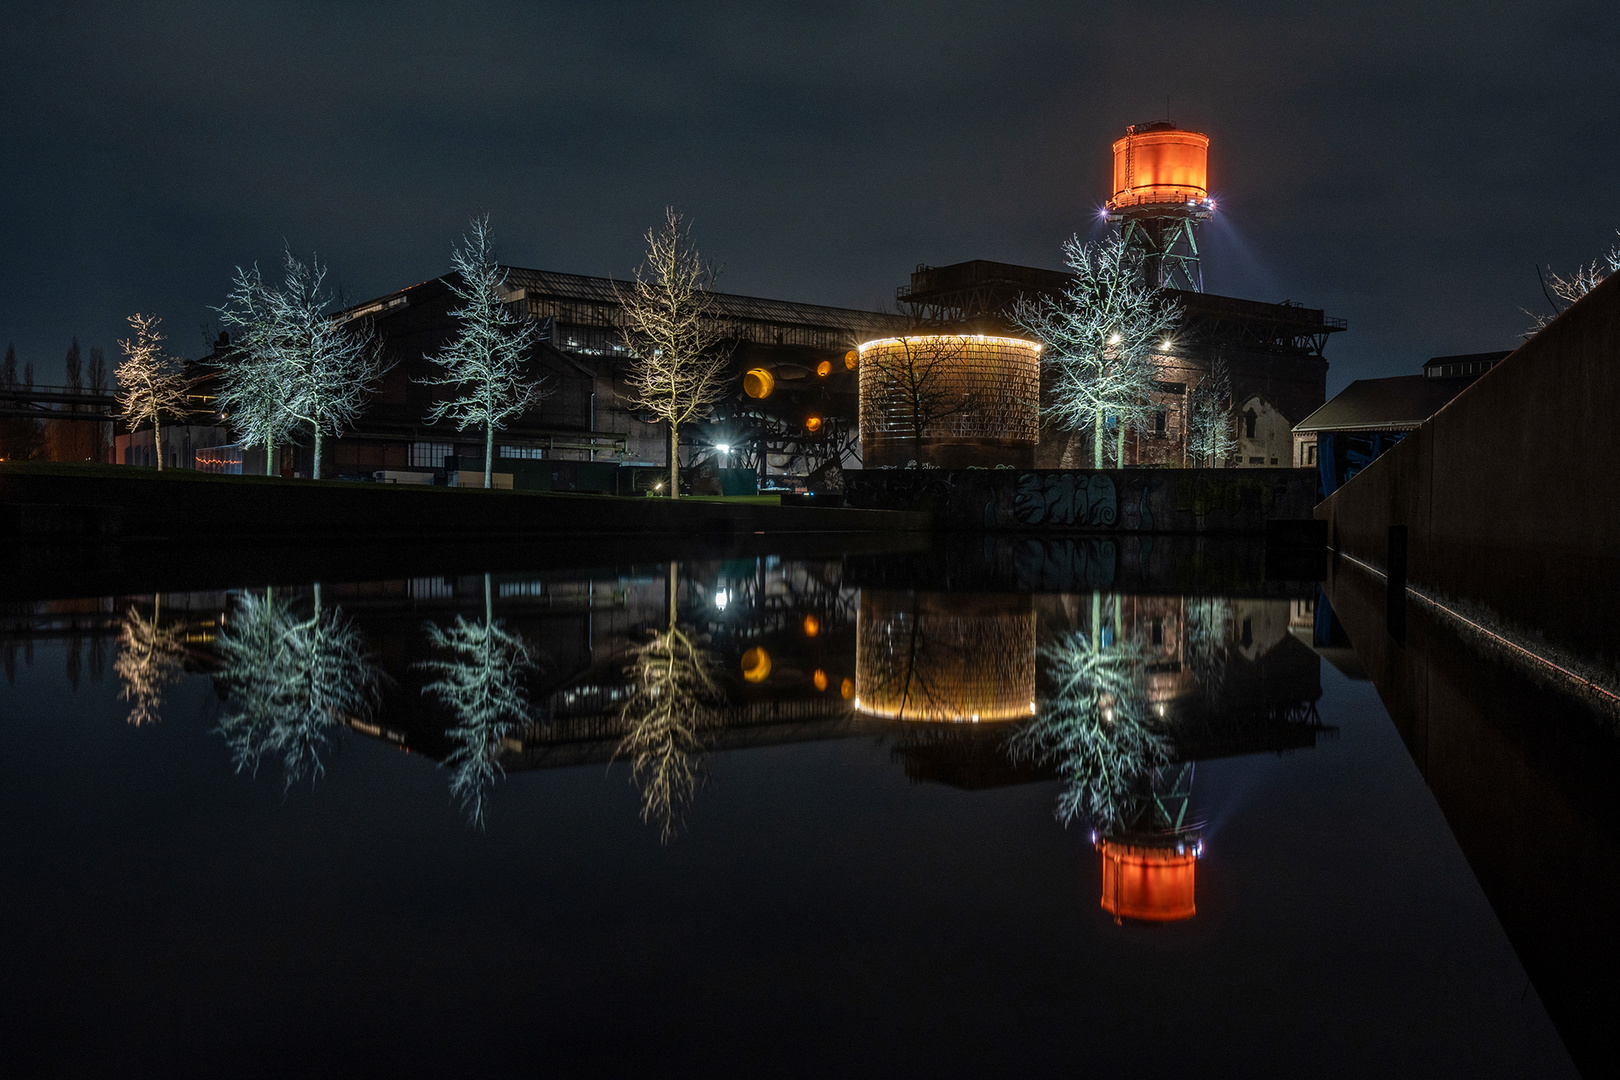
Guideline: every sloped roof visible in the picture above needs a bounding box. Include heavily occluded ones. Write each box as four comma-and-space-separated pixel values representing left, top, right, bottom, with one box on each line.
1293, 374, 1475, 433
504, 267, 911, 337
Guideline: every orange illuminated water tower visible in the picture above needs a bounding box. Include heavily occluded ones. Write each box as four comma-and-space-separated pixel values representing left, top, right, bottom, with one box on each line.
1106, 122, 1215, 292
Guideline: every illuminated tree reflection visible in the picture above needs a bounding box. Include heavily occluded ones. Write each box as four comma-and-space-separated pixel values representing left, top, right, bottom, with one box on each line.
1184, 596, 1233, 707
1011, 614, 1167, 832
214, 586, 380, 789
614, 563, 721, 842
114, 597, 187, 726
420, 574, 536, 827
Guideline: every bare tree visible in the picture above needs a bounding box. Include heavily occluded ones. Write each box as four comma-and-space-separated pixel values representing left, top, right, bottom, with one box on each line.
1016, 234, 1181, 468
1186, 356, 1237, 467
616, 208, 731, 499
859, 335, 972, 469
419, 573, 537, 826
217, 249, 388, 479
421, 216, 548, 488
217, 263, 299, 475
1526, 231, 1620, 336
275, 250, 389, 480
114, 313, 189, 471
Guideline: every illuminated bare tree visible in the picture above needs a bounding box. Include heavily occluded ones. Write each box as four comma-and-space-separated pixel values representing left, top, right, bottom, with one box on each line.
114, 596, 187, 726
217, 249, 388, 479
421, 216, 549, 488
217, 263, 299, 475
215, 585, 380, 789
419, 573, 537, 826
616, 208, 731, 499
860, 335, 972, 469
1186, 356, 1237, 467
1016, 234, 1181, 467
613, 563, 722, 840
1526, 231, 1620, 336
114, 313, 190, 471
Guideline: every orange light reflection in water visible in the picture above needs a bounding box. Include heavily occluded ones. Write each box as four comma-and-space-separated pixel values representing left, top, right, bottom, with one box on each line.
1098, 839, 1197, 922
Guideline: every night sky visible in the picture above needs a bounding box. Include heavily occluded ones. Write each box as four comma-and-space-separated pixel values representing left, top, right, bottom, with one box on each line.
2, 1, 1616, 394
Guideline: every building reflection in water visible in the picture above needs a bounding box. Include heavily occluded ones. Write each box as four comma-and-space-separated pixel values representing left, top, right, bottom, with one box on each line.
853, 590, 1035, 723
213, 585, 381, 790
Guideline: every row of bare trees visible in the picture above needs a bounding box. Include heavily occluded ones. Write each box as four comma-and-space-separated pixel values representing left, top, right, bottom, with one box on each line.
102, 208, 728, 493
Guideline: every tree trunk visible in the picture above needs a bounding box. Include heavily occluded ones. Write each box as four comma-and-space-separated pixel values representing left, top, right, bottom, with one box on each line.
1092, 409, 1104, 469
484, 422, 494, 489
154, 414, 163, 471
1116, 420, 1125, 469
1091, 592, 1102, 650
667, 422, 679, 499
312, 424, 322, 480
267, 435, 276, 478
666, 560, 677, 632
484, 572, 493, 626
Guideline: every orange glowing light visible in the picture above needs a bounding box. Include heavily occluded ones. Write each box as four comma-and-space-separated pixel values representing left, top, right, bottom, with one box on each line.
844, 349, 859, 370
840, 678, 855, 700
743, 368, 775, 399
1098, 839, 1196, 922
805, 416, 822, 433
802, 614, 820, 637
1108, 126, 1210, 210
813, 669, 829, 691
816, 360, 832, 377
741, 647, 772, 683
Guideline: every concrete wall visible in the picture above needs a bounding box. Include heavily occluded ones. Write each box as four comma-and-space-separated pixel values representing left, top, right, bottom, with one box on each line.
1315, 272, 1620, 656
0, 462, 929, 541
845, 467, 1317, 532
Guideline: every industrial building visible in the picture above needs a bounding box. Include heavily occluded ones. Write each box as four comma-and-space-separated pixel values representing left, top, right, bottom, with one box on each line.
157, 120, 1342, 484
1292, 350, 1510, 496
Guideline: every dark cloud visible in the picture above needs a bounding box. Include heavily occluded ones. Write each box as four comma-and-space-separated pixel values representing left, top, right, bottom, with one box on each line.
1, 0, 1615, 390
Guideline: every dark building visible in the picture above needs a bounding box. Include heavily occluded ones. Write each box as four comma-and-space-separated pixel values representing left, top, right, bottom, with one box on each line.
316, 268, 911, 489
894, 258, 1343, 467
1292, 350, 1510, 496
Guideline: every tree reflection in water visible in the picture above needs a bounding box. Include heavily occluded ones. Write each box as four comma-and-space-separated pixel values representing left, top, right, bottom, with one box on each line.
419, 573, 536, 827
114, 596, 187, 726
1184, 596, 1232, 709
1013, 622, 1167, 831
214, 586, 380, 789
614, 562, 721, 842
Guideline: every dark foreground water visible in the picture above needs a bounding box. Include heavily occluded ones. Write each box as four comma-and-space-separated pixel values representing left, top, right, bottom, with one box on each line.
0, 539, 1605, 1077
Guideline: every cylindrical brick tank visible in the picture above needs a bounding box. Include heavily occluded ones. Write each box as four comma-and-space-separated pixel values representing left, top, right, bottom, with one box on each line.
857, 334, 1040, 468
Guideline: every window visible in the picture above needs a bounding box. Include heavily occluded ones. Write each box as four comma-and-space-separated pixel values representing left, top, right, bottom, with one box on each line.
1307, 445, 1317, 466
410, 442, 453, 469
499, 445, 546, 460
1153, 410, 1167, 435
1249, 456, 1265, 464
1150, 617, 1164, 646
1271, 457, 1278, 465
1244, 410, 1257, 439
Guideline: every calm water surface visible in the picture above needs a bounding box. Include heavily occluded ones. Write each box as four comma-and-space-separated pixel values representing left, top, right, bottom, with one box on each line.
0, 542, 1592, 1077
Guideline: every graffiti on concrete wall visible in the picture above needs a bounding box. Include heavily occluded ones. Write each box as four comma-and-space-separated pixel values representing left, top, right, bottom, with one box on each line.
1005, 473, 1118, 527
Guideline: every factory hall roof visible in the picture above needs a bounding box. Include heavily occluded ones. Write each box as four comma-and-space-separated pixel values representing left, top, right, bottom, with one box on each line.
1293, 374, 1477, 433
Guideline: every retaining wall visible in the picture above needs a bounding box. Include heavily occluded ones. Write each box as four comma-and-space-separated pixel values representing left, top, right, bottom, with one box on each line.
1315, 272, 1620, 657
844, 467, 1316, 533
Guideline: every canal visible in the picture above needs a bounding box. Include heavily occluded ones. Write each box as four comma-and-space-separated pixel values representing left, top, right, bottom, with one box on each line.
0, 537, 1602, 1076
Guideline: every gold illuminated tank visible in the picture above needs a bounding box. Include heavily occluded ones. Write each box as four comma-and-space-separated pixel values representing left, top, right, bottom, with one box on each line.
1108, 125, 1210, 209
853, 590, 1036, 723
857, 334, 1041, 468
